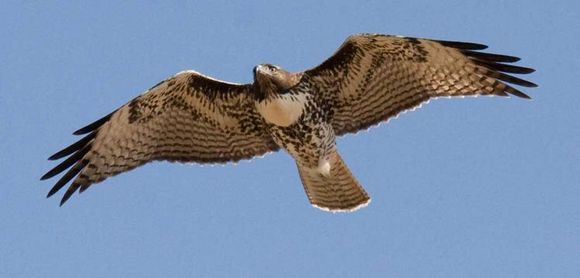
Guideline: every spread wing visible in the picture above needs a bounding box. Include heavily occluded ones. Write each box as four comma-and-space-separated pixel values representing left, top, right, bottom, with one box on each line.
304, 34, 537, 136
41, 70, 278, 205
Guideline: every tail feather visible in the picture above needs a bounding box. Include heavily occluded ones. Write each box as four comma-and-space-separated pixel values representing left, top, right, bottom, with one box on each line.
296, 152, 370, 212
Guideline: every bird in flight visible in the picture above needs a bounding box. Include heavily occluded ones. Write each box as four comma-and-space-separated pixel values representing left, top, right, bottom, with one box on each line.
41, 33, 536, 212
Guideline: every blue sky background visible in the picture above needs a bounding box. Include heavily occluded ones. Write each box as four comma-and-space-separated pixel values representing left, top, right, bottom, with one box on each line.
1, 1, 579, 277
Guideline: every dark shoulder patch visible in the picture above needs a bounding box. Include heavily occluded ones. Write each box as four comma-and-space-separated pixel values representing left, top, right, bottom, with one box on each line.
188, 74, 250, 101
399, 37, 429, 62
127, 97, 143, 124
306, 39, 361, 77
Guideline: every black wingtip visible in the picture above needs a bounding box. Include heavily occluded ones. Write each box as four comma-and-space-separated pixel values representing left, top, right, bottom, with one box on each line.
41, 145, 91, 181
494, 72, 538, 88
59, 196, 69, 207
475, 60, 536, 75
451, 41, 537, 93
46, 176, 66, 198
48, 132, 96, 161
46, 186, 59, 198
48, 154, 62, 161
507, 87, 532, 99
40, 172, 52, 181
436, 40, 488, 50
526, 81, 538, 88
45, 110, 114, 205
73, 128, 90, 136
79, 184, 90, 193
462, 50, 522, 63
73, 111, 115, 135
60, 184, 80, 206
46, 159, 88, 201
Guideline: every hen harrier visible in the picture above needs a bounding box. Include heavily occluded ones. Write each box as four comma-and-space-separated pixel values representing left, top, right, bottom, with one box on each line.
41, 33, 536, 212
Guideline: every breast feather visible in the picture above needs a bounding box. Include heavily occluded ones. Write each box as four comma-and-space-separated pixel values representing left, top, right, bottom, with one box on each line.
256, 94, 307, 127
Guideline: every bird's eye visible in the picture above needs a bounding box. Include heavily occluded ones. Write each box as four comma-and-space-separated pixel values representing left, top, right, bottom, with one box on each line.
268, 65, 277, 72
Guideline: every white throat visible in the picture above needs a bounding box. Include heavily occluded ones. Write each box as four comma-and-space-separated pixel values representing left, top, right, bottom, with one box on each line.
256, 94, 307, 127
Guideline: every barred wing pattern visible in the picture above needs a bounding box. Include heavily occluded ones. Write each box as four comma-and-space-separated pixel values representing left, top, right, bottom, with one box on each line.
305, 34, 537, 135
42, 71, 278, 205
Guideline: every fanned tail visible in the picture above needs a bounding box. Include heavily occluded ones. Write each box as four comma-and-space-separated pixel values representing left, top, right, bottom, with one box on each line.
296, 151, 370, 212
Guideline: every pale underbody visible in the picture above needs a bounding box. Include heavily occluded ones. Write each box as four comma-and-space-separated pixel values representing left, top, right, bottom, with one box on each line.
256, 93, 331, 176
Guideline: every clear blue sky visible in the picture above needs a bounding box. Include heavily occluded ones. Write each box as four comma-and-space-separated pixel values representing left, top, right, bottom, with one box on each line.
1, 1, 578, 277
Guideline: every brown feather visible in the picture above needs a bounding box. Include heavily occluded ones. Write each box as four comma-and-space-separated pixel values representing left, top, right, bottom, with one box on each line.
304, 34, 536, 136
43, 70, 278, 205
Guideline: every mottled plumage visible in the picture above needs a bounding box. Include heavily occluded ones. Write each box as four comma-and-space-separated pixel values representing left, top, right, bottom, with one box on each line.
42, 33, 536, 212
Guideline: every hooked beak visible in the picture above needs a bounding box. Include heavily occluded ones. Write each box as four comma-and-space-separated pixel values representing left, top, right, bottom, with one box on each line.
253, 65, 268, 82
253, 65, 260, 80
254, 65, 264, 75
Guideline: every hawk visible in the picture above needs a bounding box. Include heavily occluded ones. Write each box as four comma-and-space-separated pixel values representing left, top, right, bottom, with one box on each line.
41, 34, 536, 212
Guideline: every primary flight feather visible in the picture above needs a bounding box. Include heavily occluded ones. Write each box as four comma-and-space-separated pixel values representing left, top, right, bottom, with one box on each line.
42, 33, 537, 212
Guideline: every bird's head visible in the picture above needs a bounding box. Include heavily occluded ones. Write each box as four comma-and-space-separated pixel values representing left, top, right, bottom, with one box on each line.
253, 64, 302, 99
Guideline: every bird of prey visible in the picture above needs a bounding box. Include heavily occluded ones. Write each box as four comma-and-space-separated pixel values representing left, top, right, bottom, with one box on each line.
41, 33, 536, 212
